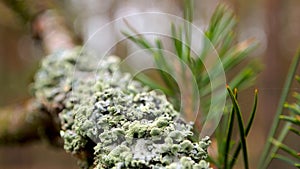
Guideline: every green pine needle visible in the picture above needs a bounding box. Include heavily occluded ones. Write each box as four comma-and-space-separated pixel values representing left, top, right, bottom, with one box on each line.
122, 3, 260, 169
227, 86, 249, 169
229, 89, 258, 168
259, 49, 300, 169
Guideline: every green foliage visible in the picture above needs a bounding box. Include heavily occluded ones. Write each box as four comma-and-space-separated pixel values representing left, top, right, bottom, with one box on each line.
259, 50, 300, 169
6, 0, 300, 168
123, 2, 260, 169
223, 87, 258, 169
123, 4, 260, 114
209, 87, 257, 169
262, 72, 300, 168
270, 94, 300, 168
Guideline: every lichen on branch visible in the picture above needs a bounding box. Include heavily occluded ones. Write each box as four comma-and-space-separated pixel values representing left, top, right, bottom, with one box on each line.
33, 47, 211, 169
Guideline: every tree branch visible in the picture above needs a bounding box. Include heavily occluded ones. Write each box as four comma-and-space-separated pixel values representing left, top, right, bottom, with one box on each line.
31, 10, 75, 53
0, 3, 211, 169
0, 99, 62, 146
0, 5, 75, 146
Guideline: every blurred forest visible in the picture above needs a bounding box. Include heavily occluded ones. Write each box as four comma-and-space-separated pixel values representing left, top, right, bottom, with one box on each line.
0, 0, 300, 169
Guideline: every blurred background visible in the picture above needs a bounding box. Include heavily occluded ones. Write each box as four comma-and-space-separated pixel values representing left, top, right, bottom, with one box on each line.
0, 0, 299, 168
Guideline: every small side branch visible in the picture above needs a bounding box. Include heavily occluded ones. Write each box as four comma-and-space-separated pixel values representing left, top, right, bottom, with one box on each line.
0, 99, 62, 146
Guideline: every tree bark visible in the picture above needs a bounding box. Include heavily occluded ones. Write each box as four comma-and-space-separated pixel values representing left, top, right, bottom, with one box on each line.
0, 99, 62, 146
0, 5, 77, 145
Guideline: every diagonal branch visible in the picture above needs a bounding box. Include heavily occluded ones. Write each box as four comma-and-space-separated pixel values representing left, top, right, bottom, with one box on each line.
0, 3, 76, 146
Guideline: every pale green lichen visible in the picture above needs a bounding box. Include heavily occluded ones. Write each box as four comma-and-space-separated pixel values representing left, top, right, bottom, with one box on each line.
33, 47, 212, 169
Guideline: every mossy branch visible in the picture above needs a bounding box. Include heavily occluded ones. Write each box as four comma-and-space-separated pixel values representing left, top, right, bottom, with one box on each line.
0, 6, 212, 169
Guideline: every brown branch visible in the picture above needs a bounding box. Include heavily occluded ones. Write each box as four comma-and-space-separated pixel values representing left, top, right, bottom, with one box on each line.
0, 99, 62, 146
3, 0, 75, 53
31, 10, 75, 53
0, 7, 75, 145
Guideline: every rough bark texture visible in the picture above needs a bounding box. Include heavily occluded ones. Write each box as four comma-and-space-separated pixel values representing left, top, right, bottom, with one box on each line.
0, 99, 61, 146
33, 46, 211, 168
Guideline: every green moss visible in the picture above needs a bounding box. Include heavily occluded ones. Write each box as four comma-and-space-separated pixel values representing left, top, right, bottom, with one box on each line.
33, 47, 212, 169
